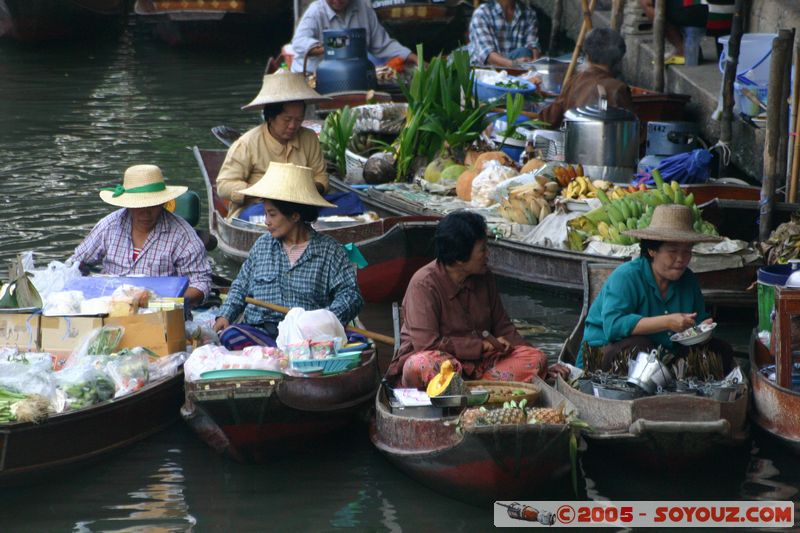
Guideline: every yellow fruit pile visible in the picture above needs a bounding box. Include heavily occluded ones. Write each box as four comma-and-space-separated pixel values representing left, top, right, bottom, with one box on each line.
498, 175, 558, 225
561, 177, 633, 201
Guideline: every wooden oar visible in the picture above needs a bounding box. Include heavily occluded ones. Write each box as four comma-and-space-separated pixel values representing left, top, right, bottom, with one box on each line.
244, 297, 396, 346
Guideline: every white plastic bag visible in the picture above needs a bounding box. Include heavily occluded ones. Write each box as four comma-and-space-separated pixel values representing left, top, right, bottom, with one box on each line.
42, 290, 85, 316
470, 161, 518, 207
30, 260, 82, 300
276, 308, 346, 352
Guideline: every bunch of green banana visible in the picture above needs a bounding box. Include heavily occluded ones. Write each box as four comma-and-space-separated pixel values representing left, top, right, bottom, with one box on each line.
566, 172, 720, 249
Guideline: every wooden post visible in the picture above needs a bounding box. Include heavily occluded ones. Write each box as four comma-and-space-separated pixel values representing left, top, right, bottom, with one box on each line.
563, 0, 598, 88
760, 30, 795, 242
549, 0, 564, 55
653, 0, 667, 93
718, 0, 745, 178
610, 0, 624, 32
777, 29, 796, 200
789, 39, 800, 203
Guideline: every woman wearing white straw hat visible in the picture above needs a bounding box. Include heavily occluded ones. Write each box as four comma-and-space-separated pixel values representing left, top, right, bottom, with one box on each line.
577, 204, 733, 372
213, 163, 363, 348
70, 165, 212, 309
216, 71, 330, 220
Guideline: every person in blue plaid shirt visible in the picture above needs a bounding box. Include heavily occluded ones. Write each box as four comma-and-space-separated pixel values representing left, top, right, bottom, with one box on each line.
468, 0, 541, 68
213, 163, 363, 347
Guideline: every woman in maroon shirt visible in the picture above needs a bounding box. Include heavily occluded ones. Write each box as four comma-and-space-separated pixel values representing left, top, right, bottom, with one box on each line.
387, 211, 549, 388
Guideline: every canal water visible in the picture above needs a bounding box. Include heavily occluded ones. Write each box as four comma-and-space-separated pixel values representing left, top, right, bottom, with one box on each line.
0, 26, 798, 531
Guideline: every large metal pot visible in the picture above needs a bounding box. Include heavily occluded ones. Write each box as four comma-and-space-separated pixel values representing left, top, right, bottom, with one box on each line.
563, 99, 639, 182
531, 57, 569, 94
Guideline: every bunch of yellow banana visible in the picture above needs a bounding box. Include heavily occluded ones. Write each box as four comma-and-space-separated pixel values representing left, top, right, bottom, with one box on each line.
607, 185, 632, 201
498, 176, 558, 225
561, 177, 613, 200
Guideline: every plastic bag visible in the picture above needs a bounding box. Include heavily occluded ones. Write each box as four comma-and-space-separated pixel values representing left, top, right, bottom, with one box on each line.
42, 290, 85, 316
70, 326, 125, 361
470, 161, 519, 207
191, 306, 221, 330
111, 284, 154, 309
0, 351, 56, 400
53, 358, 115, 410
105, 350, 150, 398
276, 308, 346, 352
30, 259, 82, 300
185, 320, 220, 348
149, 351, 188, 382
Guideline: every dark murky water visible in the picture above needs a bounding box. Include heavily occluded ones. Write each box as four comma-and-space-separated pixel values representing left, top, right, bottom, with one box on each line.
0, 22, 798, 531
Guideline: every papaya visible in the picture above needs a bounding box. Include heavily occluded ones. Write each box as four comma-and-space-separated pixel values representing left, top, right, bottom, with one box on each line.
456, 169, 479, 201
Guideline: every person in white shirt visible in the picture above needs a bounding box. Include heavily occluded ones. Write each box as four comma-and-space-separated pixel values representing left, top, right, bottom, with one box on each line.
291, 0, 418, 74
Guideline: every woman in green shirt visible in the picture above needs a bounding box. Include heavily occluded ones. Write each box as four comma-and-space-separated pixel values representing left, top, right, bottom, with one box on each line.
579, 204, 733, 371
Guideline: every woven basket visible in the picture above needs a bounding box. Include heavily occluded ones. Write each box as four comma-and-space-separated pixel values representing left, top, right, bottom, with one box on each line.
467, 380, 541, 406
345, 149, 368, 180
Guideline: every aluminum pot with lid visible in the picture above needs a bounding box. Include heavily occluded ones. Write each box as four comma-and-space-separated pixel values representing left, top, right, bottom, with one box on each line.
563, 96, 639, 182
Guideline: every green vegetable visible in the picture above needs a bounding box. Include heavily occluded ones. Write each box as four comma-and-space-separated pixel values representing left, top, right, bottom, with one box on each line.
494, 80, 527, 89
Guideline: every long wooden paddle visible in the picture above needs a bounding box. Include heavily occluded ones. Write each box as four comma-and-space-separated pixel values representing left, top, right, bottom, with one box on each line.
244, 297, 396, 346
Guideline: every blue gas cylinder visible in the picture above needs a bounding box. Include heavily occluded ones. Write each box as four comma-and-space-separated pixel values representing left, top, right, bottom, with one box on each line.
316, 28, 376, 94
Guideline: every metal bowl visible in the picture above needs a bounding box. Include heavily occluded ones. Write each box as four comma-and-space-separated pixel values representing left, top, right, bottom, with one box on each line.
670, 322, 717, 346
592, 382, 642, 400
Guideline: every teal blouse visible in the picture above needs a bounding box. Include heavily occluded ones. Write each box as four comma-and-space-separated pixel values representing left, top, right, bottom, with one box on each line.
577, 257, 709, 368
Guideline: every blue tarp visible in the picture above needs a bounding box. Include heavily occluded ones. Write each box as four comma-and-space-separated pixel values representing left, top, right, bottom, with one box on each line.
635, 149, 713, 186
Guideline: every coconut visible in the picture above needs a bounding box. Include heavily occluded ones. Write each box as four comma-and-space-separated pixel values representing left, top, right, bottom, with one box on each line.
440, 164, 467, 185
456, 169, 479, 201
521, 158, 546, 174
363, 152, 396, 184
474, 151, 513, 173
423, 158, 457, 183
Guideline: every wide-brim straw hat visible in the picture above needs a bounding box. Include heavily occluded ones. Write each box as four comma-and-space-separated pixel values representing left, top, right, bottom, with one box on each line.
241, 71, 329, 111
99, 164, 187, 209
623, 204, 723, 243
239, 162, 336, 208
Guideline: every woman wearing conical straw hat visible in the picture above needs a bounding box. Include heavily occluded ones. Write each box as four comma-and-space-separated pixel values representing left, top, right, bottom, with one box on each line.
213, 163, 363, 348
216, 71, 330, 220
576, 204, 733, 373
69, 165, 212, 309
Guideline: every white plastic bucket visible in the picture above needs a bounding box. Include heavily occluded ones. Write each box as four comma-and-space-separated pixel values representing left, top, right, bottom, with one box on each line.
718, 33, 777, 85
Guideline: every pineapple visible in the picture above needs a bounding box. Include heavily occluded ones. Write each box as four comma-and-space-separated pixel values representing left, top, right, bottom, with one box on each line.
483, 406, 526, 425
527, 405, 567, 425
460, 407, 486, 429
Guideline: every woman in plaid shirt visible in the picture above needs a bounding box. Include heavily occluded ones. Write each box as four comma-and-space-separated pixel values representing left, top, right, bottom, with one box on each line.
213, 163, 363, 347
468, 0, 541, 68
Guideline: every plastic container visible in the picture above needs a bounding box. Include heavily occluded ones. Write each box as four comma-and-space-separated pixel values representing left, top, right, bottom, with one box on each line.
733, 81, 768, 117
718, 33, 777, 85
757, 264, 793, 332
475, 76, 536, 103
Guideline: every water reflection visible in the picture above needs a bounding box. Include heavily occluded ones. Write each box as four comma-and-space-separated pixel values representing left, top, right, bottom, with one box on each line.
73, 450, 196, 532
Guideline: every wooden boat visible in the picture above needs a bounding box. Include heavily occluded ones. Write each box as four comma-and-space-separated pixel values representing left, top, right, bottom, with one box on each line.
0, 373, 183, 486
328, 176, 759, 309
133, 0, 290, 48
372, 0, 471, 57
370, 377, 580, 505
195, 146, 437, 303
556, 262, 749, 468
182, 351, 380, 462
749, 285, 800, 451
0, 0, 126, 41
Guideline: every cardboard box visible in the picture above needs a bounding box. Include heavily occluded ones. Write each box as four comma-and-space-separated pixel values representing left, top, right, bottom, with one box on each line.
0, 312, 40, 351
40, 315, 104, 364
105, 308, 186, 356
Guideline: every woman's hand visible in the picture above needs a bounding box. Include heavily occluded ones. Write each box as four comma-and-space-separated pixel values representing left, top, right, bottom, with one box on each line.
213, 317, 230, 333
665, 312, 696, 332
701, 317, 715, 326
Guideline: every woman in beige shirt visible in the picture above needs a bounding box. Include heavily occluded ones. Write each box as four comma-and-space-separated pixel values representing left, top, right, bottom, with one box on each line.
216, 71, 329, 219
